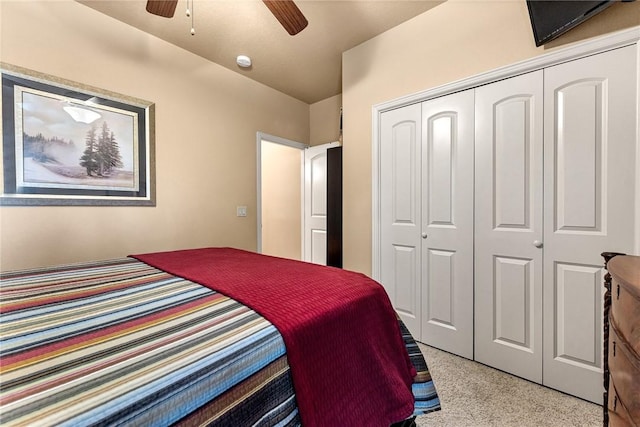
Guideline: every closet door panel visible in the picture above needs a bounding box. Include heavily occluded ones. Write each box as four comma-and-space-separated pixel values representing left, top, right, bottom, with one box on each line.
493, 97, 533, 229
555, 80, 604, 231
475, 70, 544, 382
553, 263, 602, 364
493, 256, 534, 348
380, 104, 423, 338
426, 249, 455, 325
421, 89, 474, 359
543, 45, 638, 403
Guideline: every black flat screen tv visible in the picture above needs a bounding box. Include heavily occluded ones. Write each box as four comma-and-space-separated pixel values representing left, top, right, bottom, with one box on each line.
526, 0, 615, 47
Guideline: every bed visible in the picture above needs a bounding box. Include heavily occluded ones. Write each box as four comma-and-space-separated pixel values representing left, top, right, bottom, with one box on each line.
0, 247, 440, 426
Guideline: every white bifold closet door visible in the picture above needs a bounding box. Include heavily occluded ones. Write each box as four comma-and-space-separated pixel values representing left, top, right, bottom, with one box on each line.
380, 91, 474, 359
419, 91, 474, 358
542, 45, 638, 403
474, 70, 545, 383
380, 103, 423, 337
475, 45, 637, 402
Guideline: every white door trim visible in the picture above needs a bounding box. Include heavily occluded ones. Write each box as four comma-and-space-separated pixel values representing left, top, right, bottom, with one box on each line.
256, 131, 308, 254
372, 26, 640, 281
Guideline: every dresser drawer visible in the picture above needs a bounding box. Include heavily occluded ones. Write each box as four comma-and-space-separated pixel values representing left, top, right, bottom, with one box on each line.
609, 256, 640, 355
608, 317, 640, 424
607, 375, 634, 427
611, 280, 640, 355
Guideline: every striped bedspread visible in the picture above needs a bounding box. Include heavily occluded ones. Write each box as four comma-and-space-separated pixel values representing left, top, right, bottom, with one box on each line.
0, 257, 439, 426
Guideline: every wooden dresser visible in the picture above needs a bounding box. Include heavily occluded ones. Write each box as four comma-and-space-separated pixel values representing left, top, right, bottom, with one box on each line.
603, 253, 640, 427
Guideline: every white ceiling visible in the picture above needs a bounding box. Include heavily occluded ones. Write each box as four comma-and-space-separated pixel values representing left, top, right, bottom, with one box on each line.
78, 0, 444, 104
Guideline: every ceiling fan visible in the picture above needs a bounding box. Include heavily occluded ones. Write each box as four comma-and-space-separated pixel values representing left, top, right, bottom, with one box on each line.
145, 0, 308, 35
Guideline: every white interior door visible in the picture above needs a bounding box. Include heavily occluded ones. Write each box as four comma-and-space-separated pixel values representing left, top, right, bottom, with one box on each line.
474, 70, 544, 382
542, 45, 638, 403
420, 90, 475, 359
380, 104, 423, 338
303, 142, 339, 265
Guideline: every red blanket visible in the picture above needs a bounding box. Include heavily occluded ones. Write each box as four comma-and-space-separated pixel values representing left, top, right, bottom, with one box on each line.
132, 248, 416, 427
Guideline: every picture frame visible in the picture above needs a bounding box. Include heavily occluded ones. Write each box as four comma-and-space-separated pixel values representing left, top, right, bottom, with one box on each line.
1, 63, 155, 206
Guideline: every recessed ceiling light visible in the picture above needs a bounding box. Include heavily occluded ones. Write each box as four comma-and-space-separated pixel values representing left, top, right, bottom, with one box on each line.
236, 55, 252, 68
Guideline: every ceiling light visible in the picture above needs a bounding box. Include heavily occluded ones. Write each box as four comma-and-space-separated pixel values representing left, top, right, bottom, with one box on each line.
237, 55, 252, 68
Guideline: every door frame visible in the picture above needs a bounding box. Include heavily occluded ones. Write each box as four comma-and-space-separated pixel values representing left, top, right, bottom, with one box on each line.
371, 26, 640, 281
256, 131, 307, 254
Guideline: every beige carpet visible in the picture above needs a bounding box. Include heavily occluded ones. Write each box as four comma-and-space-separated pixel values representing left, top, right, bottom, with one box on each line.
415, 344, 602, 427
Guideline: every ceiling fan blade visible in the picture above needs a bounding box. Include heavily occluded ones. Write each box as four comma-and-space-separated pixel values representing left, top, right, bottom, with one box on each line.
262, 0, 308, 35
146, 0, 178, 18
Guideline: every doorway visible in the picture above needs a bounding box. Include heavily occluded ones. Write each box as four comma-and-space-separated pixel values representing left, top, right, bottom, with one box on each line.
257, 132, 307, 260
257, 132, 339, 264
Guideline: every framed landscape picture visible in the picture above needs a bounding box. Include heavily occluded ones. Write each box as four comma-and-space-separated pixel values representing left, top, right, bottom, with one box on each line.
1, 63, 155, 206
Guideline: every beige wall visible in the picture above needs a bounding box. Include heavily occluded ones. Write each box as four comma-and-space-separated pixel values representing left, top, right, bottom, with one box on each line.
0, 1, 309, 271
261, 141, 302, 260
3, 1, 638, 273
310, 94, 342, 146
341, 0, 640, 275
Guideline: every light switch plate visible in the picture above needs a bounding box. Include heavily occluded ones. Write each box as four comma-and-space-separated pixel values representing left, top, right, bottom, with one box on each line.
236, 206, 247, 217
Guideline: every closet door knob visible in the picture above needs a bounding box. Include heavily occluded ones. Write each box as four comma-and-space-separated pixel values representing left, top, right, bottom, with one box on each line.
421, 233, 428, 239
533, 240, 543, 248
